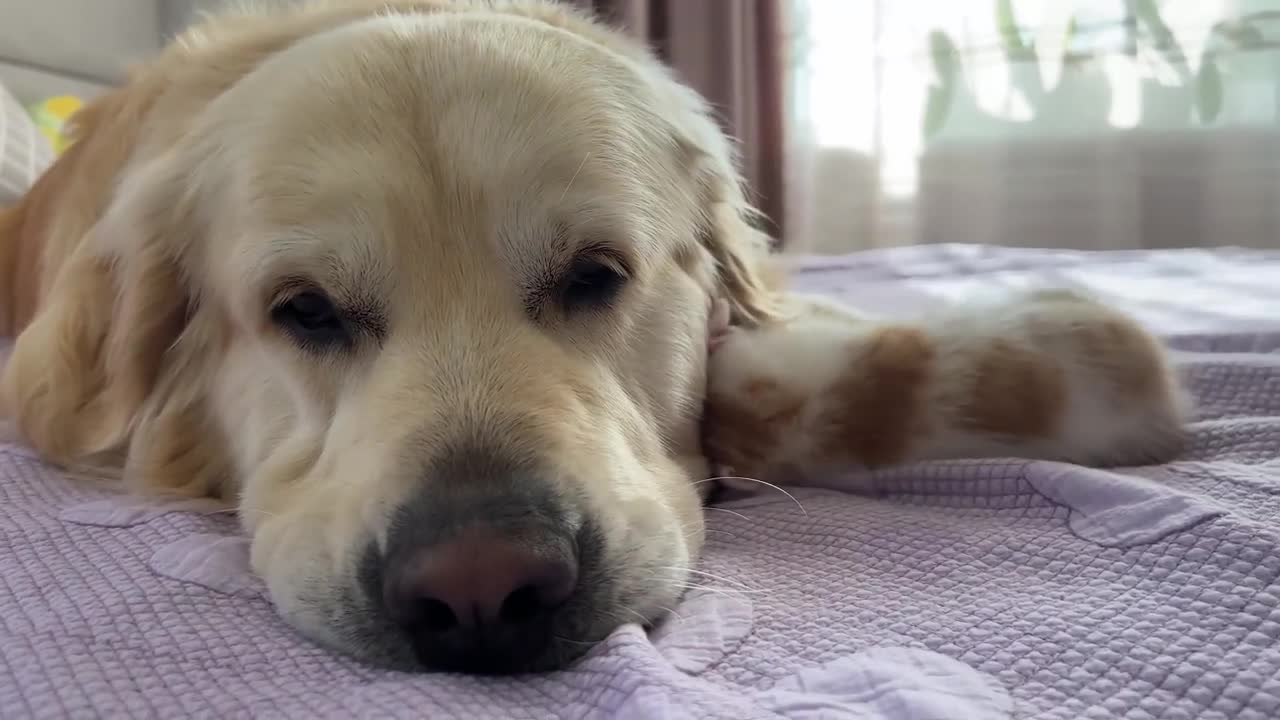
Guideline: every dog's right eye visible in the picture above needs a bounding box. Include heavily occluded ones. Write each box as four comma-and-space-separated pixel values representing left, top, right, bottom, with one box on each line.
271, 290, 351, 350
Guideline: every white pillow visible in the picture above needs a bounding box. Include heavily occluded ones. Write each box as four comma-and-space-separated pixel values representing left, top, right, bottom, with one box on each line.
0, 84, 53, 205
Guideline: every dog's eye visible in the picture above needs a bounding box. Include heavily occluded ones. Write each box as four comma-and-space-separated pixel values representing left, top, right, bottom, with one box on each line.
562, 256, 627, 313
271, 290, 351, 349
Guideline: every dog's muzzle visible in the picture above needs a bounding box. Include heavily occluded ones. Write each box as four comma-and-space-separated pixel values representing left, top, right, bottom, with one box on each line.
361, 447, 605, 674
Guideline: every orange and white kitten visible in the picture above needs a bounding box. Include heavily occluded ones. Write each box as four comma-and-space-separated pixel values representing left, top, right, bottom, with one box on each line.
704, 289, 1192, 484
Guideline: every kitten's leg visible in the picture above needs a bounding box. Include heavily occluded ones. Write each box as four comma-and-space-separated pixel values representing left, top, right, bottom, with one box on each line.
704, 290, 1191, 483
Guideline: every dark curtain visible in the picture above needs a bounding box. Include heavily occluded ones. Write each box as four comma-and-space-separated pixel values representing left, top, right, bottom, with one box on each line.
571, 0, 789, 243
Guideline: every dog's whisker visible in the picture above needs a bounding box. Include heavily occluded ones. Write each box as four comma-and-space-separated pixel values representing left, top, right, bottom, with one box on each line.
553, 634, 599, 647
618, 605, 652, 626
675, 514, 740, 541
670, 580, 769, 596
677, 567, 759, 591
677, 580, 785, 611
558, 151, 591, 203
126, 495, 286, 522
703, 506, 752, 522
695, 475, 808, 516
197, 506, 281, 520
655, 604, 684, 624
194, 507, 241, 517
652, 564, 758, 592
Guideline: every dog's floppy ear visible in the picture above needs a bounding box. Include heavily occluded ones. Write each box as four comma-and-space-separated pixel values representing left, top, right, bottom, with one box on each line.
666, 91, 782, 328
1, 139, 229, 497
697, 177, 785, 327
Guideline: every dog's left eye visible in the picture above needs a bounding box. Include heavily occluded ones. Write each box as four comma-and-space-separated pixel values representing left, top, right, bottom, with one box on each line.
271, 290, 351, 349
562, 256, 627, 313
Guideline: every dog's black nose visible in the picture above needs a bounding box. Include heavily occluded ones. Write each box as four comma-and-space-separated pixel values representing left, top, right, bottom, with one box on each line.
382, 524, 579, 673
372, 447, 599, 673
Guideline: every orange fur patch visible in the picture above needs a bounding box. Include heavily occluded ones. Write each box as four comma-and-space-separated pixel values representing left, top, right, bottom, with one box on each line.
703, 376, 806, 474
702, 393, 778, 475
960, 340, 1065, 438
744, 378, 779, 399
817, 326, 935, 467
1072, 318, 1166, 404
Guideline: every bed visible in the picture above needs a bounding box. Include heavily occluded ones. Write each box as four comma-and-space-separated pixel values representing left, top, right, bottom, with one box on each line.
2, 244, 1280, 719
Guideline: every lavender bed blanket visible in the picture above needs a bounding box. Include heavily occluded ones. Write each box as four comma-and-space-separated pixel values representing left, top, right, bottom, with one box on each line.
4, 244, 1280, 719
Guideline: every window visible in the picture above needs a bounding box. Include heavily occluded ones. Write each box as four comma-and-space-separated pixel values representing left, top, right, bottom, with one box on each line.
788, 0, 1280, 252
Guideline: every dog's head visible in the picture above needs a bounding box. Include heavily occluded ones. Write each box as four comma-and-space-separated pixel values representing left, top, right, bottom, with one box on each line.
2, 3, 777, 673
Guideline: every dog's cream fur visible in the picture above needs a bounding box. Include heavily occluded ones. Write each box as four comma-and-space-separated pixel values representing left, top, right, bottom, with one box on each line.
0, 0, 1191, 673
0, 0, 779, 668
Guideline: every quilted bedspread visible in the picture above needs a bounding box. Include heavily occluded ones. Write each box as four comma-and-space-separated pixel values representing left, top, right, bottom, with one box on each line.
4, 244, 1280, 719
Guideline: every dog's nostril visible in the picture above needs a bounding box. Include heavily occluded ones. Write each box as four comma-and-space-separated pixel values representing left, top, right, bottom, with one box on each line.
499, 584, 542, 624
416, 597, 458, 632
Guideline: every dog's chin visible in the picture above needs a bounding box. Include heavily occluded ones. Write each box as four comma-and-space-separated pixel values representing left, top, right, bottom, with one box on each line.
274, 579, 688, 675
257, 528, 692, 674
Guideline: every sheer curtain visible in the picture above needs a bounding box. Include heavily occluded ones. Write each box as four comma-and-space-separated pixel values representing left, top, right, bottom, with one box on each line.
786, 0, 1280, 253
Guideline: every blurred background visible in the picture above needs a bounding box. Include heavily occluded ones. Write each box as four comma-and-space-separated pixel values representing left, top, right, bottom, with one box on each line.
790, 0, 1280, 254
583, 0, 1280, 254
3, 0, 1279, 254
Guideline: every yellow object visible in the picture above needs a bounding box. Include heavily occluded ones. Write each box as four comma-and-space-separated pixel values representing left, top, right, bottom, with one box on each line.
28, 96, 84, 155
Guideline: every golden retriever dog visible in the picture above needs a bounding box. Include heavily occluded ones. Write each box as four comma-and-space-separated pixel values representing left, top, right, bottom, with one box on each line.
0, 0, 1189, 675
0, 0, 774, 673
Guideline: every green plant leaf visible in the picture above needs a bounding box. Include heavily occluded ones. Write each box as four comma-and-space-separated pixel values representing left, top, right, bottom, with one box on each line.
1130, 0, 1190, 78
1060, 16, 1083, 66
1206, 19, 1266, 50
996, 0, 1033, 60
1197, 56, 1224, 123
1128, 0, 1161, 24
928, 30, 960, 83
923, 82, 954, 140
1227, 21, 1266, 48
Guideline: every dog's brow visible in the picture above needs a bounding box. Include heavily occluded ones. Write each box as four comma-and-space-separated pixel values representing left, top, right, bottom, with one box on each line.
520, 224, 575, 316
269, 274, 388, 340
